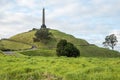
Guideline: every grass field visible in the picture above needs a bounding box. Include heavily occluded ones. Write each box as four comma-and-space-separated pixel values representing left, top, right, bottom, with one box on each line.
0, 52, 120, 80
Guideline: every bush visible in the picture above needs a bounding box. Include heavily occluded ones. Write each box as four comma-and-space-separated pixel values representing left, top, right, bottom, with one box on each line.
56, 39, 80, 57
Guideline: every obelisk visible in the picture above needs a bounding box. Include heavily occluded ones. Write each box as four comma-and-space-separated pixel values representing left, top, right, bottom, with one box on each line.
41, 8, 46, 28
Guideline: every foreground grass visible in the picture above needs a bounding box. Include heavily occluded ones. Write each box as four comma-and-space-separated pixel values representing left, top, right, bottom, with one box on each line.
0, 54, 120, 80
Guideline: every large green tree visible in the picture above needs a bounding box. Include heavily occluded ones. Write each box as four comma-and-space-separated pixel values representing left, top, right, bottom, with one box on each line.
34, 28, 51, 43
103, 34, 118, 50
56, 39, 80, 57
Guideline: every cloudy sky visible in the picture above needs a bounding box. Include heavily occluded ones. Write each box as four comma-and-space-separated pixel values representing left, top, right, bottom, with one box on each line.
0, 0, 120, 51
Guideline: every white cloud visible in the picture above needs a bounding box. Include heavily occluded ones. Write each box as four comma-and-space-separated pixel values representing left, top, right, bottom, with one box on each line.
16, 0, 36, 8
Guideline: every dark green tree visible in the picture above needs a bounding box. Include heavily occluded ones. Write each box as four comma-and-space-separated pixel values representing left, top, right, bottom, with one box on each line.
56, 39, 80, 57
34, 28, 51, 43
103, 34, 118, 50
56, 39, 67, 56
64, 42, 80, 57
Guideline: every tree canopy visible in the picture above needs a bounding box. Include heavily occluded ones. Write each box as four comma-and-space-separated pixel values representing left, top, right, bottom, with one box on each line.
34, 28, 51, 43
56, 39, 80, 57
103, 34, 118, 50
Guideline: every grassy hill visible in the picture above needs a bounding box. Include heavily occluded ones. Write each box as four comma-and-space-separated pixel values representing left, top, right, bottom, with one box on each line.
10, 29, 88, 49
0, 29, 120, 57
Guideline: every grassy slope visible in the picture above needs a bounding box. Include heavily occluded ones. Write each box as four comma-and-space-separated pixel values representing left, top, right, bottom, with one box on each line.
0, 50, 3, 55
0, 55, 120, 80
50, 29, 89, 45
78, 46, 120, 57
9, 29, 120, 57
19, 49, 56, 57
0, 40, 31, 51
10, 30, 36, 44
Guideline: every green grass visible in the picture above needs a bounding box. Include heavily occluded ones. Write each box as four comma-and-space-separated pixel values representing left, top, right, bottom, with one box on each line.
0, 50, 4, 55
50, 29, 89, 45
0, 55, 120, 80
19, 49, 56, 57
0, 40, 31, 51
10, 30, 36, 44
78, 46, 120, 57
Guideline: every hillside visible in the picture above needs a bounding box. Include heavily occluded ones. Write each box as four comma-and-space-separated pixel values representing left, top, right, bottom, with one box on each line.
0, 39, 31, 51
0, 29, 120, 57
10, 29, 89, 49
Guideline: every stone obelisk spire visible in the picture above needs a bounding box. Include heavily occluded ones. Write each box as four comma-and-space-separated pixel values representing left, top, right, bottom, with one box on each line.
41, 8, 46, 28
42, 8, 45, 25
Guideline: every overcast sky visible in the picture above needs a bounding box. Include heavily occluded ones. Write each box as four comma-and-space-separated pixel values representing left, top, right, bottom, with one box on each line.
0, 0, 120, 51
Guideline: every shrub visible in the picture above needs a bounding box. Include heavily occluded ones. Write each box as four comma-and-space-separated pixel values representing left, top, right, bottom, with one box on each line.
56, 39, 80, 57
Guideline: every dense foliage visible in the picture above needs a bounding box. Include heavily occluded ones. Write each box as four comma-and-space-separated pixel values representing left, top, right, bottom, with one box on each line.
103, 34, 118, 50
56, 39, 80, 57
34, 28, 51, 43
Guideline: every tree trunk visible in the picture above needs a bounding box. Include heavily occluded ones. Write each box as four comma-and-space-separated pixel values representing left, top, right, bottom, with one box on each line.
112, 44, 114, 50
